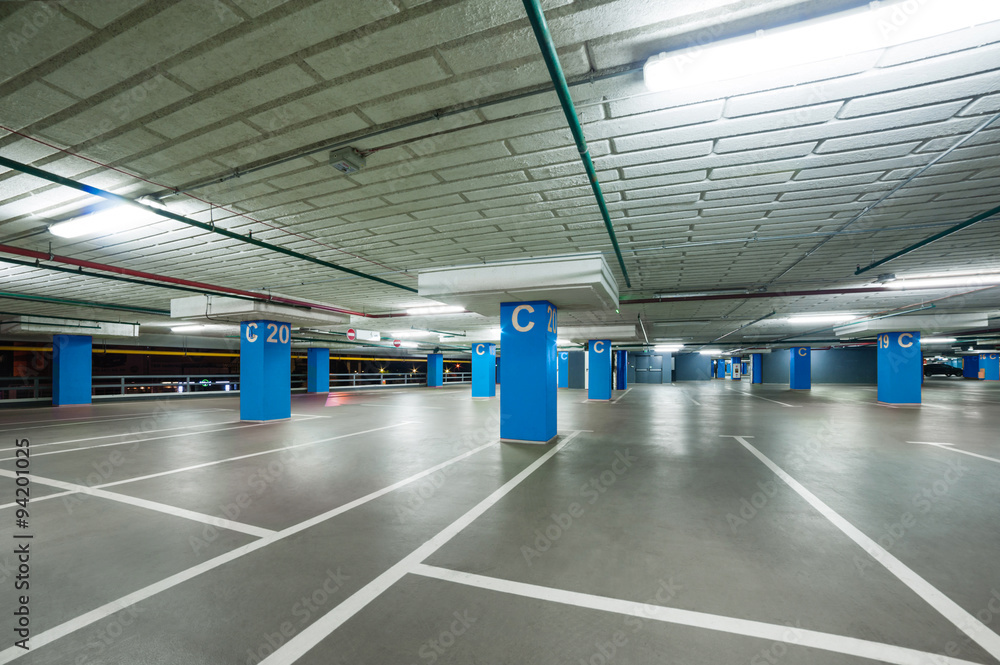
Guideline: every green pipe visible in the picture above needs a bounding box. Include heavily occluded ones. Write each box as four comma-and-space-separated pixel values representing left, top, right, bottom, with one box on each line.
0, 156, 417, 294
291, 335, 467, 352
0, 290, 168, 316
0, 319, 100, 330
521, 0, 632, 288
856, 204, 1000, 275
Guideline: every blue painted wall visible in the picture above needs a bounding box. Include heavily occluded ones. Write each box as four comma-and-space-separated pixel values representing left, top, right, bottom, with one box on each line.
762, 348, 877, 384
676, 353, 713, 381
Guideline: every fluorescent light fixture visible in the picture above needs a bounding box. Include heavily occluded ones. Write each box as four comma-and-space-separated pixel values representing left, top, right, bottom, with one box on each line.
49, 204, 164, 238
643, 0, 1000, 92
699, 349, 720, 356
786, 314, 858, 324
556, 338, 571, 345
399, 341, 419, 349
654, 344, 684, 352
171, 324, 205, 333
922, 337, 957, 344
405, 305, 465, 315
886, 275, 1000, 290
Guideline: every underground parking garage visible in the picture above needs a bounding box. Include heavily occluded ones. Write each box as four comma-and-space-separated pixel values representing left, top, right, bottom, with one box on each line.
2, 0, 1000, 663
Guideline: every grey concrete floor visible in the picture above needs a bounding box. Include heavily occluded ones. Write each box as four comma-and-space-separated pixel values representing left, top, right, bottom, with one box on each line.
0, 379, 998, 664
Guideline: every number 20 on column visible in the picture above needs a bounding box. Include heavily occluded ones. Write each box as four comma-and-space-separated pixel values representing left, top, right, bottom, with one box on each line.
546, 305, 556, 334
246, 322, 290, 344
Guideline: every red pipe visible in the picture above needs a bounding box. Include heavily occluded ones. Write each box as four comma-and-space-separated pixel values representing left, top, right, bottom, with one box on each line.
0, 243, 368, 317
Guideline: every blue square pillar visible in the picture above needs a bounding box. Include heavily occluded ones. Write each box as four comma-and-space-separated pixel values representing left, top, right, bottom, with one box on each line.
614, 350, 627, 390
240, 320, 291, 421
982, 353, 1000, 381
878, 332, 922, 405
963, 355, 980, 379
751, 353, 763, 384
588, 340, 612, 400
790, 347, 811, 390
500, 300, 557, 443
306, 348, 329, 393
472, 343, 496, 397
715, 360, 725, 379
427, 354, 443, 387
53, 334, 92, 406
730, 357, 742, 380
558, 351, 569, 388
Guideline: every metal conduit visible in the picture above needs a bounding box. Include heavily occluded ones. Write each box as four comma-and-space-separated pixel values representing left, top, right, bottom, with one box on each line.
521, 0, 632, 288
0, 156, 418, 294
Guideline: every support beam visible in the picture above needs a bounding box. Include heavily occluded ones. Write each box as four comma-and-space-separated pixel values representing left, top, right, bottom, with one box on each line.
52, 334, 91, 406
790, 347, 811, 390
877, 333, 921, 405
307, 348, 330, 393
240, 321, 291, 422
500, 301, 557, 443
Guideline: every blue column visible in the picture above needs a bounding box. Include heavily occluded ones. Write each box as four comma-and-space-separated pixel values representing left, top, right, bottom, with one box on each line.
558, 351, 569, 388
982, 353, 1000, 381
751, 353, 763, 384
789, 347, 811, 390
716, 361, 725, 379
472, 343, 496, 397
240, 320, 291, 421
306, 348, 329, 393
963, 355, 980, 379
588, 340, 612, 400
427, 354, 443, 387
877, 332, 922, 404
614, 350, 627, 390
52, 334, 92, 406
500, 300, 557, 443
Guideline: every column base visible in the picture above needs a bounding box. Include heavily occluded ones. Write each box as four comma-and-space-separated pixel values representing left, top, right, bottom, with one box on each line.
501, 434, 559, 445
877, 401, 921, 406
240, 417, 292, 423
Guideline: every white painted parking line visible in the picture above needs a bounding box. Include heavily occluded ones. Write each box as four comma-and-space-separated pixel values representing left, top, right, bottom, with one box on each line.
0, 423, 263, 461
411, 564, 983, 665
257, 430, 585, 665
0, 423, 416, 511
611, 387, 633, 404
724, 435, 1000, 661
0, 489, 75, 511
0, 408, 230, 433
908, 441, 1000, 465
725, 387, 798, 408
0, 436, 499, 664
0, 418, 247, 452
0, 468, 272, 538
358, 403, 444, 410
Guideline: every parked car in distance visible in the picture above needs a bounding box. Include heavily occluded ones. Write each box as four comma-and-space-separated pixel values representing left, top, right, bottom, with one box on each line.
923, 363, 963, 377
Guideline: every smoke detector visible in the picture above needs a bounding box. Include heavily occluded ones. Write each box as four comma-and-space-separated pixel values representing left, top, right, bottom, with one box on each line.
329, 147, 365, 174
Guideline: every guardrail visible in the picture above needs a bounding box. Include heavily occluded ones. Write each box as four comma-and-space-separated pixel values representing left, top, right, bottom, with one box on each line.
0, 371, 471, 402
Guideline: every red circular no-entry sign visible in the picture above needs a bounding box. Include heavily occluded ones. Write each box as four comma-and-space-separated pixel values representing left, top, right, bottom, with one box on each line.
393, 339, 401, 348
346, 328, 356, 341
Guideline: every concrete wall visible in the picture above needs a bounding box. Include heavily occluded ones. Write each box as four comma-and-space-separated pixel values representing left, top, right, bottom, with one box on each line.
675, 353, 713, 381
762, 348, 877, 384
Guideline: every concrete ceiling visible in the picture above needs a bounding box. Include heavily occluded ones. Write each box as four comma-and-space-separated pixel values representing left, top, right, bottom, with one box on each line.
1, 0, 999, 352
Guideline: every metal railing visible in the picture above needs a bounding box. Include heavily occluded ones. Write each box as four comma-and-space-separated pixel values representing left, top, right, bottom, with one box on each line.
0, 371, 472, 401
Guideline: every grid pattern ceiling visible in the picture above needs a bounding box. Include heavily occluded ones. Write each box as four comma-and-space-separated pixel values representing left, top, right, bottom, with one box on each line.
1, 0, 999, 346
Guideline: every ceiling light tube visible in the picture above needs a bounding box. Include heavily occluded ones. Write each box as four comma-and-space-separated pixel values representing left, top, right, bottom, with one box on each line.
171, 324, 205, 333
643, 0, 1000, 92
405, 305, 466, 315
922, 337, 957, 344
886, 275, 1000, 290
49, 205, 165, 239
786, 314, 858, 324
